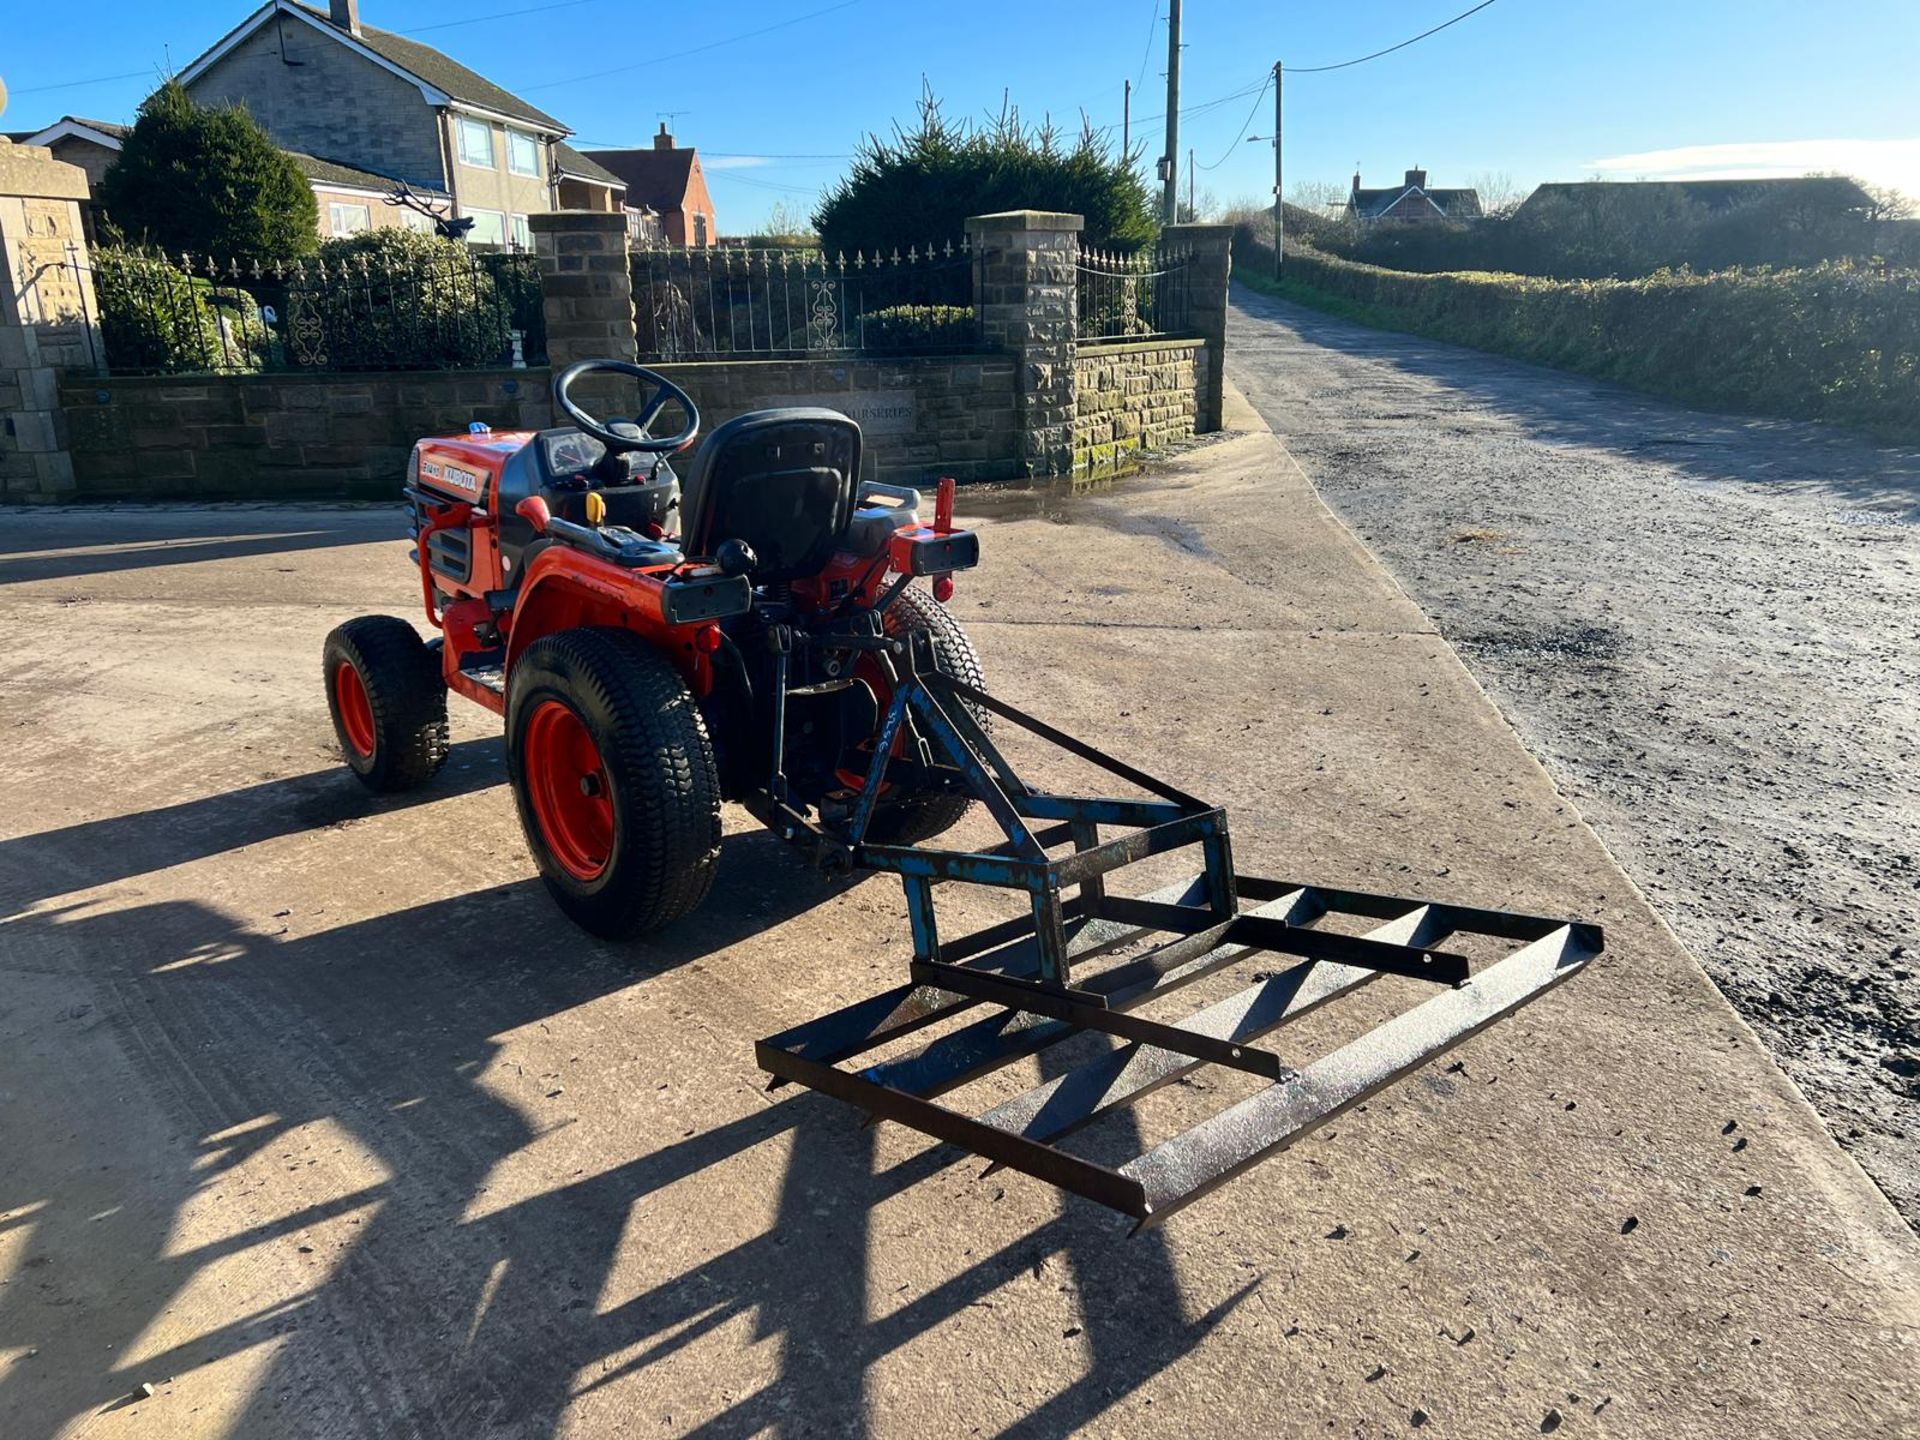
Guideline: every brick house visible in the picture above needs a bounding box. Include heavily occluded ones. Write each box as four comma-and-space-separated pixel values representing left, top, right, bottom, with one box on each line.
1346, 168, 1482, 225
585, 125, 718, 247
165, 0, 624, 243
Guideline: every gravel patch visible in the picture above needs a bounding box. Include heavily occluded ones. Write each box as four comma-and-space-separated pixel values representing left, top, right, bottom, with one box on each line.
1227, 285, 1920, 1224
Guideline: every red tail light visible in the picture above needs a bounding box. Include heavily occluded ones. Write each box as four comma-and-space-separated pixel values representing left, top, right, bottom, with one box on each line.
933, 575, 955, 603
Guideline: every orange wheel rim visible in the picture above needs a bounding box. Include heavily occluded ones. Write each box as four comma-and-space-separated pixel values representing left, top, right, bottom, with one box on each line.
334, 661, 376, 757
524, 699, 614, 881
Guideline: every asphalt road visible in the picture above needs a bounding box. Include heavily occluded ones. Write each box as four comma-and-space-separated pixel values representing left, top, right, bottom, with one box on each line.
1225, 285, 1920, 1224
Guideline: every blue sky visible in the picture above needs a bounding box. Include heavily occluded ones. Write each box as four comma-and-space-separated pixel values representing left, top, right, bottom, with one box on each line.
7, 0, 1918, 230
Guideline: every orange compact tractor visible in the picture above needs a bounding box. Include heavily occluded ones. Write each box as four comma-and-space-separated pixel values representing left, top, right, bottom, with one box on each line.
325, 360, 1601, 1226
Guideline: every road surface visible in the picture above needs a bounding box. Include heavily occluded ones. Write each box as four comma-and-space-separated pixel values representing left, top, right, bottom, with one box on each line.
1225, 285, 1920, 1224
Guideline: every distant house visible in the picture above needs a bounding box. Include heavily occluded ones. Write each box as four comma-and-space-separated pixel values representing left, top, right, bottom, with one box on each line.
1347, 168, 1482, 226
152, 0, 623, 244
10, 117, 129, 190
584, 126, 718, 248
1517, 176, 1875, 218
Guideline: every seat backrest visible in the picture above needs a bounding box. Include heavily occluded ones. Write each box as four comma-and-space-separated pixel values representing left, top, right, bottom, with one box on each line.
677, 408, 862, 583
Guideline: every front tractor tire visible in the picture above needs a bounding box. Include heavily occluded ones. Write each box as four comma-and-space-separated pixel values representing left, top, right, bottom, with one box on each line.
861, 586, 989, 847
507, 627, 723, 940
324, 616, 450, 793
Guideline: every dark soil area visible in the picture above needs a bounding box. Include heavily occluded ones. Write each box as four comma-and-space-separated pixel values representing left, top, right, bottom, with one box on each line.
1227, 285, 1920, 1225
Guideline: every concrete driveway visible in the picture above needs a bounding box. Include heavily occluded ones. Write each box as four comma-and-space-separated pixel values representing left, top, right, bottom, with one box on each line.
2, 410, 1916, 1438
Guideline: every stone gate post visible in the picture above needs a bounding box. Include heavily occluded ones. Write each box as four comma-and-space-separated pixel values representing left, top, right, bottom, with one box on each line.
530, 211, 636, 369
966, 210, 1083, 478
1162, 222, 1232, 432
0, 138, 99, 501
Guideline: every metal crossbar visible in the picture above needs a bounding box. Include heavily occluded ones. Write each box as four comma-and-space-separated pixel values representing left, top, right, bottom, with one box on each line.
754, 642, 1603, 1225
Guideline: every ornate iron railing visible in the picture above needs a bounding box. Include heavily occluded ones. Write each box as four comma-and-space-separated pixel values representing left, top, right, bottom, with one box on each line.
1075, 242, 1197, 341
86, 245, 546, 376
630, 241, 976, 359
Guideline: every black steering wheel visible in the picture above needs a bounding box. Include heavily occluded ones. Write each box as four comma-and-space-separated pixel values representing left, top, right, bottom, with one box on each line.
553, 359, 699, 455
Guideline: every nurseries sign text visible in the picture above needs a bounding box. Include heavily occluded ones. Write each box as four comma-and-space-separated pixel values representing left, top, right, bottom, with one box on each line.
776, 391, 917, 436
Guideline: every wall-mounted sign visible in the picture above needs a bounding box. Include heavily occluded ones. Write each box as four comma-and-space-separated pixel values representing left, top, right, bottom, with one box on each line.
775, 391, 917, 437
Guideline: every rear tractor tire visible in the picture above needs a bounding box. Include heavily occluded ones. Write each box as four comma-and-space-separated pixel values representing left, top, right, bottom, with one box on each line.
861, 585, 989, 847
324, 616, 450, 793
507, 627, 723, 939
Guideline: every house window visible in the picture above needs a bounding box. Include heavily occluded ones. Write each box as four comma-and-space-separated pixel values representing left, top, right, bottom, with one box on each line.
396, 207, 435, 234
692, 212, 708, 246
464, 209, 506, 246
328, 201, 371, 237
507, 129, 540, 176
457, 116, 494, 168
510, 214, 532, 250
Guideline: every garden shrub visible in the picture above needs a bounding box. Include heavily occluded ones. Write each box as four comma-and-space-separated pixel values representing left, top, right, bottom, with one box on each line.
860, 304, 975, 351
93, 247, 268, 374
290, 230, 512, 370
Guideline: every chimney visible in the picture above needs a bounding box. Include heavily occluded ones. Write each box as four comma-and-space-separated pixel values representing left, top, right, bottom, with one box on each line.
653, 122, 675, 151
1352, 169, 1362, 196
330, 0, 362, 36
1405, 167, 1427, 190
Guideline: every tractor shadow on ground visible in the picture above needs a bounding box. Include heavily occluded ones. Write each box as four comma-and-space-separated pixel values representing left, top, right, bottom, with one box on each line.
1, 827, 1236, 1435
0, 516, 391, 587
1229, 285, 1920, 522
0, 737, 505, 912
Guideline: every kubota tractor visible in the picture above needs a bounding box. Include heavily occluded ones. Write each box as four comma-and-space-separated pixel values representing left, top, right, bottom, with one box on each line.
325, 360, 1602, 1226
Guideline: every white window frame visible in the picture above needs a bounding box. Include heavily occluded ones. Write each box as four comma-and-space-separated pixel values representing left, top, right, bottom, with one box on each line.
510, 213, 532, 250
464, 208, 507, 246
327, 201, 372, 236
457, 115, 495, 169
507, 128, 541, 177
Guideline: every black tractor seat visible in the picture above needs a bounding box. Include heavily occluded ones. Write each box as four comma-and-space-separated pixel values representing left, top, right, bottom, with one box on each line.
677, 409, 862, 583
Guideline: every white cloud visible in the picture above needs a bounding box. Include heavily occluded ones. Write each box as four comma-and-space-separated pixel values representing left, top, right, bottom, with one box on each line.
701, 155, 772, 170
1586, 138, 1920, 196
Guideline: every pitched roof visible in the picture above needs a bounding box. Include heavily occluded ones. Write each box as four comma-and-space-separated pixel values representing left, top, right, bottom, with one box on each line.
15, 116, 130, 147
286, 149, 447, 196
1522, 177, 1875, 213
552, 141, 624, 189
582, 147, 697, 213
182, 2, 568, 132
1351, 185, 1482, 220
287, 2, 567, 130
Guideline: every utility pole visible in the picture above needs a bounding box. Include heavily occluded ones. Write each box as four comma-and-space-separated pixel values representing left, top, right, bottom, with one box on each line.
1162, 0, 1181, 224
1123, 79, 1131, 161
1272, 61, 1284, 277
1188, 147, 1195, 221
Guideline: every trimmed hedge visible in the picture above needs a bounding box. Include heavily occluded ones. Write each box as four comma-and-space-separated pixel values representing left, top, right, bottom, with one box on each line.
860, 303, 975, 352
1236, 229, 1920, 440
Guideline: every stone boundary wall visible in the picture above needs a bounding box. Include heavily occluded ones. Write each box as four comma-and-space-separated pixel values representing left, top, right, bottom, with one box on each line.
57, 370, 552, 501
1071, 339, 1202, 474
648, 354, 1020, 485
53, 352, 1022, 500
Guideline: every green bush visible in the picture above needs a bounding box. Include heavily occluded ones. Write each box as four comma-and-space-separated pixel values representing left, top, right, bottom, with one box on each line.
97, 81, 317, 260
860, 303, 975, 351
1234, 227, 1920, 440
289, 230, 512, 370
815, 88, 1157, 255
93, 247, 268, 374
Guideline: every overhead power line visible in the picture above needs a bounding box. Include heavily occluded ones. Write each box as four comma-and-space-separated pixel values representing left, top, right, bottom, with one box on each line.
1195, 73, 1270, 170
1289, 0, 1501, 74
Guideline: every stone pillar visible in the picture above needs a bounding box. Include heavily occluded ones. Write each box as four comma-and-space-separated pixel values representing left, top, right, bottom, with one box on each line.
0, 139, 99, 502
967, 209, 1083, 478
1163, 222, 1232, 432
529, 211, 635, 369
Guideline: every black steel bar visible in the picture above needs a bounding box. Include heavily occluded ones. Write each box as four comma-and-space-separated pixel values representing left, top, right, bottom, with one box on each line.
906, 686, 1047, 861
927, 674, 1209, 809
974, 904, 1443, 1149
754, 1039, 1151, 1218
1121, 923, 1601, 1227
1015, 795, 1188, 826
1053, 810, 1227, 888
1092, 896, 1470, 985
1236, 877, 1596, 946
909, 959, 1292, 1081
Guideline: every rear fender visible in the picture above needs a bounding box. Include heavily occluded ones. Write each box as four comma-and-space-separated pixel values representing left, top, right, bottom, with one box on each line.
506, 548, 716, 696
